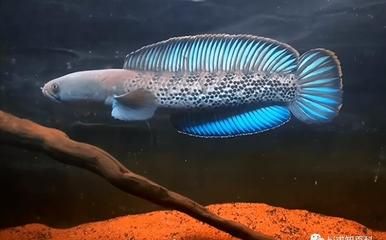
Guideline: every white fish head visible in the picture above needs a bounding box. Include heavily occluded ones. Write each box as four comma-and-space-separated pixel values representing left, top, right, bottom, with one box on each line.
42, 78, 62, 102
42, 70, 109, 103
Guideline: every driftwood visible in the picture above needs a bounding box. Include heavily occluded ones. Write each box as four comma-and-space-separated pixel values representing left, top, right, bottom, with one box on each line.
0, 110, 273, 240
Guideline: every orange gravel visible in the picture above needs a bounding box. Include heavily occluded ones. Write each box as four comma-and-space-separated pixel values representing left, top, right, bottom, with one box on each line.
0, 203, 385, 240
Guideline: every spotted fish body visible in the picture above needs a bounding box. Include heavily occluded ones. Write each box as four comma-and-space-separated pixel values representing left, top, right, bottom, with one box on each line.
42, 34, 343, 138
126, 71, 297, 109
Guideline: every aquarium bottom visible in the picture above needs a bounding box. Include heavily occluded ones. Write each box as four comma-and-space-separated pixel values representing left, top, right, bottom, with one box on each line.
0, 203, 384, 240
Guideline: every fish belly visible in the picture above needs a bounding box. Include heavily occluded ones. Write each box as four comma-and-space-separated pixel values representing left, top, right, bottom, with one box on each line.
147, 71, 297, 109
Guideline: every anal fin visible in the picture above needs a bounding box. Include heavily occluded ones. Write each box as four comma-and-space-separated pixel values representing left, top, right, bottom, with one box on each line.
171, 105, 291, 138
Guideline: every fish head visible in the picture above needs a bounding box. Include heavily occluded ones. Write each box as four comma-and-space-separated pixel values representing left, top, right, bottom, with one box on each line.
41, 78, 62, 102
42, 70, 108, 103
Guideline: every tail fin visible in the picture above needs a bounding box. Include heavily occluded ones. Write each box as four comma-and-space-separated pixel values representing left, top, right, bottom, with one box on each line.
289, 48, 343, 123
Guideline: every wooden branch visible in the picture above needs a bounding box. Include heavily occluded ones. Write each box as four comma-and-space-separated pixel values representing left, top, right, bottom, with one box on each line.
0, 110, 273, 240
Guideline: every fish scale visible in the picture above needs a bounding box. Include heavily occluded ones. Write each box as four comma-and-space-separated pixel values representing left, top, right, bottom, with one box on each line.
126, 70, 297, 109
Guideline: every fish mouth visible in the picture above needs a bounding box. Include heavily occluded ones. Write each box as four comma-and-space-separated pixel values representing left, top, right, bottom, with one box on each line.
41, 87, 61, 103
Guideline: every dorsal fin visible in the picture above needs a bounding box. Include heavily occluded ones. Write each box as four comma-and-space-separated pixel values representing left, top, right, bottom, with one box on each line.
124, 34, 299, 74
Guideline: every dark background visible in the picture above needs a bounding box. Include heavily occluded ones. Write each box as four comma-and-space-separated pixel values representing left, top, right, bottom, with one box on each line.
1, 0, 386, 231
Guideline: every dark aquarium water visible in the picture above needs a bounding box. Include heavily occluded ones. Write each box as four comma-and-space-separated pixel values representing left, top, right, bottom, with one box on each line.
0, 0, 386, 232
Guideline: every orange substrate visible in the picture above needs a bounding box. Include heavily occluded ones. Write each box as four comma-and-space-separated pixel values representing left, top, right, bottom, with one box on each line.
0, 203, 385, 240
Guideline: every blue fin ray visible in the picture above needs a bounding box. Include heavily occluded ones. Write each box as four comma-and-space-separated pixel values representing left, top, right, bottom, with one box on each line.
124, 34, 299, 74
171, 105, 291, 138
289, 49, 343, 123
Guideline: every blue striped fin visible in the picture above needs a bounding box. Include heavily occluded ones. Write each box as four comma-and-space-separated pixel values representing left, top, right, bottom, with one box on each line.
124, 34, 299, 74
289, 49, 343, 123
171, 105, 291, 138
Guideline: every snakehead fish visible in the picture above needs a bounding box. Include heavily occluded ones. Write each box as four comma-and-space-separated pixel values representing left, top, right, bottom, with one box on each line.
42, 34, 343, 138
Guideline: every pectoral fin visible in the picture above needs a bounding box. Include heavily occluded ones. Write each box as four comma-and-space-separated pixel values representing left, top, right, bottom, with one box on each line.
114, 89, 156, 109
111, 89, 157, 121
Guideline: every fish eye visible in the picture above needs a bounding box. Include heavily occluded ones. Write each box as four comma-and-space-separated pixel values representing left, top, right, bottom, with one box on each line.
51, 83, 59, 93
